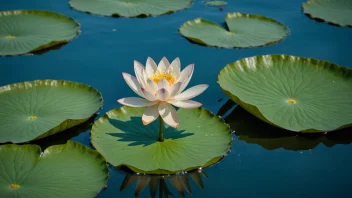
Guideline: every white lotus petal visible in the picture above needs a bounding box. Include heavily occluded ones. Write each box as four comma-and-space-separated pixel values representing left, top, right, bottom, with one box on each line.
156, 88, 170, 101
146, 79, 158, 93
146, 57, 157, 77
158, 78, 169, 90
168, 57, 181, 78
170, 100, 202, 108
117, 97, 156, 107
158, 102, 179, 128
121, 73, 144, 98
169, 82, 182, 98
177, 64, 194, 94
157, 57, 170, 72
141, 88, 157, 101
142, 104, 159, 125
134, 60, 146, 86
174, 84, 208, 101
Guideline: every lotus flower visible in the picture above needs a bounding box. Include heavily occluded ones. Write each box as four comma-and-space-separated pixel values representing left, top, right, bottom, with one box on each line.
117, 57, 208, 128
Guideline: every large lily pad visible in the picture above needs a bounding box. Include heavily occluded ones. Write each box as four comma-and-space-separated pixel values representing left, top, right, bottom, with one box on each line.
218, 55, 352, 132
302, 0, 352, 27
69, 0, 193, 17
0, 80, 102, 143
226, 105, 352, 151
179, 12, 289, 48
91, 106, 232, 174
0, 140, 108, 198
0, 10, 80, 56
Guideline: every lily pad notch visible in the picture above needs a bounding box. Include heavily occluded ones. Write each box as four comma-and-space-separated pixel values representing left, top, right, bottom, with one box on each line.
218, 54, 352, 132
0, 10, 80, 56
0, 141, 108, 198
302, 0, 352, 27
179, 12, 289, 48
0, 80, 103, 143
91, 106, 233, 174
69, 0, 194, 18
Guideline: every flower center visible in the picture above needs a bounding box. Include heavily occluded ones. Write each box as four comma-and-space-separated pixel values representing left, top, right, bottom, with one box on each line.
9, 184, 20, 189
149, 71, 176, 85
29, 115, 37, 121
287, 99, 296, 104
6, 35, 15, 39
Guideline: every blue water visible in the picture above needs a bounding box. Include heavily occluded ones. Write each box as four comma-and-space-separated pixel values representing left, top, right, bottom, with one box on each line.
1, 0, 352, 197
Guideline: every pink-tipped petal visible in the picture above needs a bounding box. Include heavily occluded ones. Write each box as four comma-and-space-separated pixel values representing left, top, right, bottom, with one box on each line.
174, 84, 208, 101
170, 100, 202, 108
158, 102, 179, 128
142, 104, 159, 125
175, 64, 194, 92
157, 78, 169, 90
168, 57, 181, 77
122, 73, 144, 97
117, 97, 156, 107
146, 79, 158, 93
141, 88, 157, 101
156, 88, 170, 101
146, 57, 157, 77
157, 57, 170, 72
169, 82, 182, 98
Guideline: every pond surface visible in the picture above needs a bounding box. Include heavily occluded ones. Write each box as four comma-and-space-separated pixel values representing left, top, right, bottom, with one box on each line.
1, 0, 352, 197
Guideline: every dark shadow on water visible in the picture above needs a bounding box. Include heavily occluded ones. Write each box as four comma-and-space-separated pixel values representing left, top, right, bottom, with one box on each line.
116, 167, 208, 198
107, 116, 193, 146
223, 104, 352, 151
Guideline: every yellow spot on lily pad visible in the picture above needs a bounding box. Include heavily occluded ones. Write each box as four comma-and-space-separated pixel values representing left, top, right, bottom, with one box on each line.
9, 184, 20, 189
6, 35, 15, 39
287, 99, 296, 104
29, 115, 37, 121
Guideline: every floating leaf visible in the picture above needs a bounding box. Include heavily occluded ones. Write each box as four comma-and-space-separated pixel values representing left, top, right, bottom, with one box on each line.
302, 0, 352, 27
0, 80, 102, 143
0, 141, 108, 198
69, 0, 193, 17
218, 54, 352, 132
0, 10, 80, 56
179, 12, 289, 48
91, 106, 232, 174
204, 1, 228, 6
226, 106, 352, 150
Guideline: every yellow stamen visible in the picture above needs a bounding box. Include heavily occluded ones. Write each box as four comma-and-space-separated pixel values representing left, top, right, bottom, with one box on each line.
29, 116, 37, 121
149, 71, 176, 85
9, 184, 20, 189
6, 35, 15, 39
287, 99, 296, 104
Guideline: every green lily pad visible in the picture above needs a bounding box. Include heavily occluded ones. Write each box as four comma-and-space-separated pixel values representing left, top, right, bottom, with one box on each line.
69, 0, 193, 17
120, 169, 208, 197
0, 10, 80, 56
179, 12, 289, 48
226, 105, 352, 151
204, 1, 228, 6
0, 80, 102, 143
218, 55, 352, 132
91, 106, 232, 174
302, 0, 352, 27
0, 140, 108, 198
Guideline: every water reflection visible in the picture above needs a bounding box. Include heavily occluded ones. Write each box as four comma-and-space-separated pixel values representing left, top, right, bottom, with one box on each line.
119, 169, 208, 198
219, 100, 352, 151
